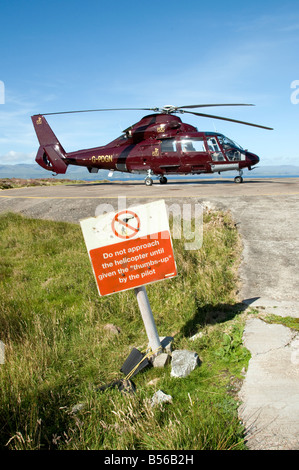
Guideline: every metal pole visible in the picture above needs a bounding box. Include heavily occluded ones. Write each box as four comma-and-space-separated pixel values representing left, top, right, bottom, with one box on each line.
134, 286, 161, 353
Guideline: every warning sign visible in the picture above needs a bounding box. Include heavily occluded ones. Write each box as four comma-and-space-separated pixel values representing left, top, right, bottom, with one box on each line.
80, 200, 177, 296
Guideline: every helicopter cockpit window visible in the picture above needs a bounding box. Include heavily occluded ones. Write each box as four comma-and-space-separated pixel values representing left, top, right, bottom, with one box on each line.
181, 138, 205, 152
217, 135, 243, 150
225, 149, 245, 161
161, 138, 177, 153
217, 135, 245, 161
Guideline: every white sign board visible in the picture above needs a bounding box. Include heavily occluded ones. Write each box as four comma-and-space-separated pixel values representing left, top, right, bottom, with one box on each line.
80, 200, 177, 296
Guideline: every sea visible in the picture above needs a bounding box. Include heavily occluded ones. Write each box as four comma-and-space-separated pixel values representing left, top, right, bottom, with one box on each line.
0, 164, 298, 181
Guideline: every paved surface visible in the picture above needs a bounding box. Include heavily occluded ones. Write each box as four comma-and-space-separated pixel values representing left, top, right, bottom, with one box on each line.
1, 177, 299, 449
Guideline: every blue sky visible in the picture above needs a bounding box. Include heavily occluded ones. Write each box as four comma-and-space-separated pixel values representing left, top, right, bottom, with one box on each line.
1, 0, 299, 167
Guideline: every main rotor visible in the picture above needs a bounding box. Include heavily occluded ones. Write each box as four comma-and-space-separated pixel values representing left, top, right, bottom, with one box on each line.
38, 103, 273, 130
153, 103, 253, 114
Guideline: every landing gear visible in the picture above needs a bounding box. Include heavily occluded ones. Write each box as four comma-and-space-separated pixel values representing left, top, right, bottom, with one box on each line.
234, 170, 243, 184
234, 175, 243, 183
144, 169, 153, 186
145, 177, 153, 186
143, 171, 167, 186
159, 176, 167, 184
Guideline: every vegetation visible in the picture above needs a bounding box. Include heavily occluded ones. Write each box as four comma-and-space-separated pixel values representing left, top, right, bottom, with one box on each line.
0, 210, 250, 450
263, 314, 299, 331
0, 178, 85, 190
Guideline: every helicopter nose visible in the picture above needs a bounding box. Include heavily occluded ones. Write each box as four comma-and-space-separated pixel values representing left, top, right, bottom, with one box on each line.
247, 152, 259, 166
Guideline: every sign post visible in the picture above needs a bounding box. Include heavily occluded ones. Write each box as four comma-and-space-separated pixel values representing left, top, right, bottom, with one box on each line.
80, 200, 177, 352
134, 286, 161, 352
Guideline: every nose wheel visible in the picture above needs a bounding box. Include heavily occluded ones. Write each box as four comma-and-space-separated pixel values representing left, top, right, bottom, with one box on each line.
234, 170, 243, 183
144, 170, 154, 186
145, 176, 153, 186
234, 175, 243, 183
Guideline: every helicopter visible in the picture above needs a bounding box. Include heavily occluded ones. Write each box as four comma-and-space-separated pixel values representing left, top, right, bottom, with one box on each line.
31, 104, 273, 185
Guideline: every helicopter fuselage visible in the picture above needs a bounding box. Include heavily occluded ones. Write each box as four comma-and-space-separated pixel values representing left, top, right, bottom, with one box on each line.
32, 113, 260, 184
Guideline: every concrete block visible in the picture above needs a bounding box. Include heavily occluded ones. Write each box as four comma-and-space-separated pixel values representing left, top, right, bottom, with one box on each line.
152, 352, 170, 368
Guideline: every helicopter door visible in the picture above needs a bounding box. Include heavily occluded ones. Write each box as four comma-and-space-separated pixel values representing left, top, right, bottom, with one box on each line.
180, 137, 208, 173
125, 143, 153, 172
157, 138, 180, 173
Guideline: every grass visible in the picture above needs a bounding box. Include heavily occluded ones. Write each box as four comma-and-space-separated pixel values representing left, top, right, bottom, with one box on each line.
0, 178, 85, 190
263, 314, 299, 331
0, 210, 249, 450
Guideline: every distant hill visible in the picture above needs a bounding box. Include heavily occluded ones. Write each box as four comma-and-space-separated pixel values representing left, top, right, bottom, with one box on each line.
0, 163, 298, 180
0, 164, 112, 180
248, 165, 299, 176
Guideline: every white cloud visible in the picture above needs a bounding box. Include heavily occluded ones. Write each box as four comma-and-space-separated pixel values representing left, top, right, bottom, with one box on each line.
0, 151, 35, 165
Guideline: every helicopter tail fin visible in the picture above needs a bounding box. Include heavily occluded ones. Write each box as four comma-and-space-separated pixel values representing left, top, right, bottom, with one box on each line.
31, 114, 68, 174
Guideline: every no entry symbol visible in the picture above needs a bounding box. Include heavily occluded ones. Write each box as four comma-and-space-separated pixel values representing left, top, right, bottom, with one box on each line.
111, 210, 141, 239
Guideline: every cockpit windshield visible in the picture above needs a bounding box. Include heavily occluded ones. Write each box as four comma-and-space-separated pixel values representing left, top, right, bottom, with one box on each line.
217, 134, 243, 150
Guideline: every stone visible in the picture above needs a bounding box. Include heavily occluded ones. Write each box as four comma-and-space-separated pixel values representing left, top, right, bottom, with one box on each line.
151, 390, 173, 407
71, 403, 85, 414
189, 332, 204, 342
171, 350, 200, 378
103, 323, 121, 335
147, 378, 160, 387
152, 352, 170, 368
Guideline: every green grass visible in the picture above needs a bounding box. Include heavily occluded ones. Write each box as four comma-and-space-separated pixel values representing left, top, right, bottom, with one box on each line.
0, 178, 85, 190
0, 211, 249, 450
263, 314, 299, 331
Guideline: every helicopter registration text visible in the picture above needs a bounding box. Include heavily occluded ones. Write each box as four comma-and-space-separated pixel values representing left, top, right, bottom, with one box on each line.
91, 155, 113, 163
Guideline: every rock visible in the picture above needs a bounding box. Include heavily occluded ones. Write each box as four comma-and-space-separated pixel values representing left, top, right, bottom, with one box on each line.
151, 390, 173, 407
71, 403, 85, 414
152, 352, 170, 368
147, 378, 160, 387
171, 350, 200, 378
104, 323, 121, 335
189, 332, 204, 342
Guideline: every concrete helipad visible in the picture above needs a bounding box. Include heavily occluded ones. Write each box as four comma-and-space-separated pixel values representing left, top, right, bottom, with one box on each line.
1, 177, 299, 449
1, 177, 298, 201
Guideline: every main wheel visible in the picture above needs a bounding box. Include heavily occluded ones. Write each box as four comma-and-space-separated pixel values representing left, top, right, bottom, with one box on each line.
159, 176, 167, 184
234, 176, 243, 183
145, 177, 153, 186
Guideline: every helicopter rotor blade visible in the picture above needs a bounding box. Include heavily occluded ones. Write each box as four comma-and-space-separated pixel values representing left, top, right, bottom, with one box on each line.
39, 104, 273, 130
183, 110, 273, 130
40, 104, 254, 116
177, 103, 255, 110
41, 107, 159, 116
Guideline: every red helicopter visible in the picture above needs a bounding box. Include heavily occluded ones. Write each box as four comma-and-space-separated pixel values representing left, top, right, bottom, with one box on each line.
31, 104, 273, 185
